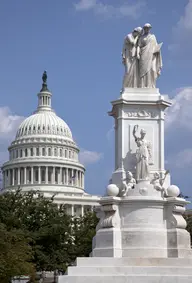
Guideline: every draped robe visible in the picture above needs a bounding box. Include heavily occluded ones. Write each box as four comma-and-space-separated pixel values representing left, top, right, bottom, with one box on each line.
122, 34, 139, 88
138, 33, 162, 88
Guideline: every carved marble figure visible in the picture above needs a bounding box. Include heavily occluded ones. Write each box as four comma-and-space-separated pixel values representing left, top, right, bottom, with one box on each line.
133, 125, 152, 181
121, 171, 136, 197
122, 27, 142, 88
151, 172, 167, 198
137, 23, 163, 88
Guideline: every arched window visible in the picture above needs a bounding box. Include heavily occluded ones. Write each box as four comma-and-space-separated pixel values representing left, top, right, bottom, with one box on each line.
54, 148, 57, 156
25, 149, 28, 157
16, 150, 18, 158
42, 148, 46, 156
48, 148, 51, 156
69, 151, 71, 158
36, 148, 39, 156
65, 150, 67, 158
60, 148, 62, 157
20, 149, 23, 157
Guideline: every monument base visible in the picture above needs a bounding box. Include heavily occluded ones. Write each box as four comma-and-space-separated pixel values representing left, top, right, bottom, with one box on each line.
58, 257, 192, 283
58, 195, 192, 283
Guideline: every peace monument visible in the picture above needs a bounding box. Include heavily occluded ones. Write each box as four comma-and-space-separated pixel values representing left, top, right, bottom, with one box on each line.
58, 23, 192, 283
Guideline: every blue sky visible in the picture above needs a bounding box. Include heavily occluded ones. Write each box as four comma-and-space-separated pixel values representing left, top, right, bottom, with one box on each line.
0, 0, 192, 201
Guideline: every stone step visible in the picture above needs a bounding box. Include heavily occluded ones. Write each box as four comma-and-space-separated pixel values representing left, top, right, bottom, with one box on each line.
66, 266, 192, 276
75, 257, 192, 267
58, 275, 192, 283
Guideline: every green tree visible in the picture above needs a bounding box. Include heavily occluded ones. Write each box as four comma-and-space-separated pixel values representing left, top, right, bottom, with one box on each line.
0, 223, 34, 283
71, 212, 98, 261
0, 190, 99, 281
0, 190, 73, 277
185, 214, 192, 245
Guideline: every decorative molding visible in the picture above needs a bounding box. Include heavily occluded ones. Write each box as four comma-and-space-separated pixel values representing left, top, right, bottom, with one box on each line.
96, 203, 120, 229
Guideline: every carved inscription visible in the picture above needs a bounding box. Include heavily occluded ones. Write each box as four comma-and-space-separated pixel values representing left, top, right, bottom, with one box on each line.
126, 110, 157, 118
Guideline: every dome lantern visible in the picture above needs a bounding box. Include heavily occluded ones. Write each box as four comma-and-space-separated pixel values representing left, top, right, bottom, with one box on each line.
37, 71, 52, 112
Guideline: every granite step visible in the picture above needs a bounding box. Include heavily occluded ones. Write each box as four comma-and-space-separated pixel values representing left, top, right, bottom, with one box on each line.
66, 265, 192, 276
58, 274, 192, 283
75, 257, 192, 267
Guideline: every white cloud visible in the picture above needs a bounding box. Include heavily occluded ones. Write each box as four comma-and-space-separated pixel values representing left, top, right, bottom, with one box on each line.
0, 107, 25, 165
79, 149, 103, 165
165, 87, 192, 131
74, 0, 145, 19
169, 0, 192, 53
0, 107, 25, 139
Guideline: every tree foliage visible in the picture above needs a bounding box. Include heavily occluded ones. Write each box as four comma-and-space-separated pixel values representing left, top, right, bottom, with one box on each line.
185, 214, 192, 245
0, 189, 98, 282
0, 223, 33, 283
71, 212, 98, 260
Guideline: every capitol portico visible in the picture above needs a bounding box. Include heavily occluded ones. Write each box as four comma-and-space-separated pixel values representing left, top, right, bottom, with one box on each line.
2, 72, 100, 216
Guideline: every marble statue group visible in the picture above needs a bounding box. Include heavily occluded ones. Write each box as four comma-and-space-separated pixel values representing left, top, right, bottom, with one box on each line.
122, 23, 163, 89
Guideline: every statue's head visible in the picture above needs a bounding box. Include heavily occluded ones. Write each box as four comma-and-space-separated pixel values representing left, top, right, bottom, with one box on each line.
140, 128, 146, 138
154, 172, 160, 179
127, 171, 133, 179
133, 26, 142, 38
143, 23, 152, 34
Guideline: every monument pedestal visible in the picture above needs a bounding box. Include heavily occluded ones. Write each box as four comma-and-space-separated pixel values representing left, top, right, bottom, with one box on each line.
58, 88, 192, 283
58, 194, 192, 283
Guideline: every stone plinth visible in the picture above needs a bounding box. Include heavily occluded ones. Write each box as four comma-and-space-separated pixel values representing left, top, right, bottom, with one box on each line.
58, 194, 192, 283
108, 88, 171, 187
91, 192, 191, 259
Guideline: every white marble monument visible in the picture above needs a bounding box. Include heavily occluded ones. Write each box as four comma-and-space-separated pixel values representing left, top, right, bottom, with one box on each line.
58, 23, 192, 283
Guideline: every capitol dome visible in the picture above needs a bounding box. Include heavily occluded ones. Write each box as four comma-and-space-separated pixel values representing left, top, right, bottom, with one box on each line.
1, 71, 100, 216
15, 110, 73, 140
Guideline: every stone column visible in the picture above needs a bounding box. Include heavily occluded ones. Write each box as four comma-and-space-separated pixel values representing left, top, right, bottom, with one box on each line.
8, 170, 10, 186
31, 167, 34, 184
18, 168, 20, 185
5, 171, 7, 187
81, 205, 84, 217
82, 173, 84, 189
52, 167, 55, 184
79, 171, 82, 188
24, 167, 27, 184
45, 166, 48, 184
38, 166, 41, 184
12, 169, 15, 186
2, 171, 5, 189
71, 169, 74, 185
60, 167, 62, 184
66, 168, 68, 185
75, 170, 77, 186
71, 204, 74, 216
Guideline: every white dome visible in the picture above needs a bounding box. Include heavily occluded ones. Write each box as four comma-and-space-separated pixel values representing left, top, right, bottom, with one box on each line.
15, 110, 73, 140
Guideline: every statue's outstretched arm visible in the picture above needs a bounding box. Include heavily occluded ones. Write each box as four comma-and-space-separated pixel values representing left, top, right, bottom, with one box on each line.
133, 125, 139, 140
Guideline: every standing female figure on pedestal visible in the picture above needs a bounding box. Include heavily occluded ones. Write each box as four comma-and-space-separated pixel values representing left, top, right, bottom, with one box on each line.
137, 23, 163, 88
122, 27, 142, 88
133, 125, 152, 181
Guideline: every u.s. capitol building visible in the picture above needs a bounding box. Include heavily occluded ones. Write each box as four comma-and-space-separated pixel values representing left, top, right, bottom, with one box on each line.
1, 72, 100, 216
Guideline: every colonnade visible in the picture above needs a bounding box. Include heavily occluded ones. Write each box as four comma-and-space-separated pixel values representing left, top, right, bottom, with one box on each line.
3, 166, 84, 189
65, 204, 94, 217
